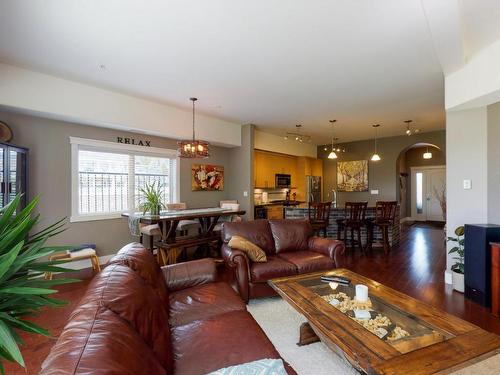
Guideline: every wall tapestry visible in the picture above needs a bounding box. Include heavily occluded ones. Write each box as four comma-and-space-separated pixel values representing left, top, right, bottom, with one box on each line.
337, 160, 369, 192
192, 164, 224, 191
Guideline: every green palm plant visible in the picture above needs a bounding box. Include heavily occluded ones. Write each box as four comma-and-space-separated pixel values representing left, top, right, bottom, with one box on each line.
139, 181, 166, 216
0, 194, 79, 374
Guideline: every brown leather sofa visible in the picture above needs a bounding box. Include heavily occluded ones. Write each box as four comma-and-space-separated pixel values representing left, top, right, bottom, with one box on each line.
222, 219, 345, 302
40, 243, 296, 375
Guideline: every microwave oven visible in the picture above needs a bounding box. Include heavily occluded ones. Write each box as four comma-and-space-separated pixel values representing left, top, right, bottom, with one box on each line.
275, 174, 291, 188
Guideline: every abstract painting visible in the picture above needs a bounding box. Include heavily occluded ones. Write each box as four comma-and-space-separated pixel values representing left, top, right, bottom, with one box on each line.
337, 160, 369, 192
192, 164, 224, 191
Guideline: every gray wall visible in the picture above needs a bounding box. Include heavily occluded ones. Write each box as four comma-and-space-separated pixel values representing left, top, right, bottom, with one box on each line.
488, 102, 500, 223
0, 109, 242, 255
227, 124, 254, 220
318, 130, 446, 206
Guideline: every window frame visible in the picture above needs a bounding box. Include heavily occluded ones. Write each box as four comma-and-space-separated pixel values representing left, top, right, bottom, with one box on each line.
70, 137, 180, 222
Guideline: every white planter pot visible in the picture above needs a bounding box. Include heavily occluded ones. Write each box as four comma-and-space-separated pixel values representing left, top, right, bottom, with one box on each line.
452, 271, 465, 293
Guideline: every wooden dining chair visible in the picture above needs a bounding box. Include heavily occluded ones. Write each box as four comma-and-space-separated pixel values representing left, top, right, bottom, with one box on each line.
365, 201, 398, 254
337, 201, 368, 253
308, 202, 332, 237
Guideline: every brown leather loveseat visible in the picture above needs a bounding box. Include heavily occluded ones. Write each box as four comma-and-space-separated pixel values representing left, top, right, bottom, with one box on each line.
222, 219, 345, 303
40, 243, 295, 375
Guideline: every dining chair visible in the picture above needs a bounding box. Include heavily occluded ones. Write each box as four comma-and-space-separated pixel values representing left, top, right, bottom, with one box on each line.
308, 202, 332, 237
365, 201, 398, 254
337, 201, 368, 253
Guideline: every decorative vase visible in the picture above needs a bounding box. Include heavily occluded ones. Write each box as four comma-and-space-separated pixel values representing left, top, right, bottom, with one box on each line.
452, 270, 465, 293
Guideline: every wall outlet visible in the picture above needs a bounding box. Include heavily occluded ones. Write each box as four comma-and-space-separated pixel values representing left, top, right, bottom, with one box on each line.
243, 191, 248, 197
371, 189, 379, 195
463, 180, 472, 190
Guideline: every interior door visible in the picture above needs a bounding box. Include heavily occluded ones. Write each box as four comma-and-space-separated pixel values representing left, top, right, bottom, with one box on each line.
425, 168, 446, 221
411, 167, 445, 221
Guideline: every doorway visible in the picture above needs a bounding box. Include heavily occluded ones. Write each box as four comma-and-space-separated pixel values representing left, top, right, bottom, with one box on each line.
411, 166, 446, 221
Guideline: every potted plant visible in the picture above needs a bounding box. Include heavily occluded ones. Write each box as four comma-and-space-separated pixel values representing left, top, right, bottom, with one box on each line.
139, 181, 166, 216
447, 225, 465, 293
0, 194, 78, 373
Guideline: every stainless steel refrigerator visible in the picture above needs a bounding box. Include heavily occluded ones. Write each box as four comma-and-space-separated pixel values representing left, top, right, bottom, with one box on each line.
306, 176, 322, 203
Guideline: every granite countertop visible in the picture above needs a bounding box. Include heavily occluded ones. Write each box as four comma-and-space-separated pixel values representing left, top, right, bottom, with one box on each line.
254, 200, 304, 207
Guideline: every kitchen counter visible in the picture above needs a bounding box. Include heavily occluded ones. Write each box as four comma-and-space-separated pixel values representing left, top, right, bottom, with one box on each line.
254, 200, 304, 207
285, 205, 400, 246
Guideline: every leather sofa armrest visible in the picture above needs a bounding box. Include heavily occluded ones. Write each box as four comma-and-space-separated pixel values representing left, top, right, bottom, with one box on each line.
161, 258, 217, 292
221, 243, 251, 303
308, 236, 346, 268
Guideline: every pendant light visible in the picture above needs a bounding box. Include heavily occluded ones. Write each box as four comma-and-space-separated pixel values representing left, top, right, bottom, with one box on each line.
371, 124, 381, 161
423, 146, 433, 159
328, 119, 338, 159
178, 98, 210, 158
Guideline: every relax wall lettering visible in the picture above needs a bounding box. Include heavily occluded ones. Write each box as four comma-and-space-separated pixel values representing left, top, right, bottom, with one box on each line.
116, 137, 151, 147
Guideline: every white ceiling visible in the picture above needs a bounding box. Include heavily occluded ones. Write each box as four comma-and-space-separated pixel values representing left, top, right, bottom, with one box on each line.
0, 1, 495, 144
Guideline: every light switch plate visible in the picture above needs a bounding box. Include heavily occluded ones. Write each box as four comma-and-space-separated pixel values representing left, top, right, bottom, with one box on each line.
371, 190, 379, 195
463, 180, 472, 190
243, 191, 248, 197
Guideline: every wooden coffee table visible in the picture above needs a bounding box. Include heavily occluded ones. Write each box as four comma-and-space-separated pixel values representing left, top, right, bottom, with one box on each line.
269, 269, 500, 374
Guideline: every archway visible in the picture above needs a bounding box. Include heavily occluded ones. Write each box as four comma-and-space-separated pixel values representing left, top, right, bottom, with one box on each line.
396, 143, 445, 221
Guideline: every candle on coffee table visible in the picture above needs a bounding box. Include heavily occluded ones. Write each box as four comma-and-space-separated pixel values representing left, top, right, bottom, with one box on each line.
355, 284, 369, 302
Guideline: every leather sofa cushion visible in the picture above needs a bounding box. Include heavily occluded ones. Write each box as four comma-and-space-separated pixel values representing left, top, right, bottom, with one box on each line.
172, 310, 282, 374
109, 242, 169, 306
169, 282, 246, 326
100, 264, 173, 372
228, 235, 267, 262
41, 307, 167, 375
250, 256, 297, 283
222, 219, 276, 254
278, 251, 335, 273
269, 219, 313, 253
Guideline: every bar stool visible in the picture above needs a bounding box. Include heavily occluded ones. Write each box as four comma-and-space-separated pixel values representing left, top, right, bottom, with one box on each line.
308, 202, 332, 237
337, 202, 368, 253
365, 201, 398, 254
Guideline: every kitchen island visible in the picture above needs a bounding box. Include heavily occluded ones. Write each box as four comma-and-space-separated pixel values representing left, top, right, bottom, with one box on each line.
284, 205, 400, 247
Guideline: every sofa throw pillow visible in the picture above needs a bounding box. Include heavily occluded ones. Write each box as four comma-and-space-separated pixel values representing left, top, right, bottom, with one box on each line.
228, 235, 267, 262
207, 358, 288, 375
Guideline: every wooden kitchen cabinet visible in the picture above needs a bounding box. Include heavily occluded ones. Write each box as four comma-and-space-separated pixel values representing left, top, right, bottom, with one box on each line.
267, 204, 284, 219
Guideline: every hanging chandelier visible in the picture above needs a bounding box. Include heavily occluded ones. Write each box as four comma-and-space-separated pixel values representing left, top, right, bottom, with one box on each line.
371, 124, 381, 161
423, 146, 433, 159
178, 97, 210, 158
328, 120, 338, 159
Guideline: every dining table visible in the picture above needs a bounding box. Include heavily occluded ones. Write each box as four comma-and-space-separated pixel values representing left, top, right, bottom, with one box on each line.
122, 207, 246, 262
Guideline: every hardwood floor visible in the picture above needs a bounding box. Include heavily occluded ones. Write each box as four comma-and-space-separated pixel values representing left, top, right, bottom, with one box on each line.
5, 223, 500, 374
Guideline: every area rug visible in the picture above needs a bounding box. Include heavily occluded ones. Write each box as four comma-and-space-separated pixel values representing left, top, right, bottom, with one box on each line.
247, 297, 359, 375
247, 297, 500, 375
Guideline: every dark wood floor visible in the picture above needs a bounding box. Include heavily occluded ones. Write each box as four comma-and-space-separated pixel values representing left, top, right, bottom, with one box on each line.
5, 223, 500, 374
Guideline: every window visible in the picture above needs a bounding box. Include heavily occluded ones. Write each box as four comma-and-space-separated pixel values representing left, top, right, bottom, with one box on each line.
416, 172, 423, 214
71, 137, 178, 222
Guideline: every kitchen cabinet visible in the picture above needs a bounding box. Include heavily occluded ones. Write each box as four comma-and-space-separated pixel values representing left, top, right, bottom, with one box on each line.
266, 204, 284, 219
254, 150, 297, 188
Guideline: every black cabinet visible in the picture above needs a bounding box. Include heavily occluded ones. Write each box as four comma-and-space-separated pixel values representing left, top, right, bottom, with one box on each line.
464, 224, 500, 307
0, 142, 28, 210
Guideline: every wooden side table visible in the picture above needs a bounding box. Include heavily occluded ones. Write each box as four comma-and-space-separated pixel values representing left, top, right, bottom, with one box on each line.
45, 252, 101, 280
491, 242, 500, 316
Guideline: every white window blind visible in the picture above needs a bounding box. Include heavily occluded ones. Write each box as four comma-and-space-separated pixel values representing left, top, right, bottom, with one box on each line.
70, 137, 178, 222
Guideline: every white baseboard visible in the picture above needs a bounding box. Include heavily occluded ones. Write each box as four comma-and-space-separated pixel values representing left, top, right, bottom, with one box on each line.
444, 270, 452, 285
400, 217, 414, 223
62, 254, 115, 270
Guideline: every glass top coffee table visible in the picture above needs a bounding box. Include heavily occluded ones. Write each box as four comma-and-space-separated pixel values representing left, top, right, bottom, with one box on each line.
269, 269, 500, 374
